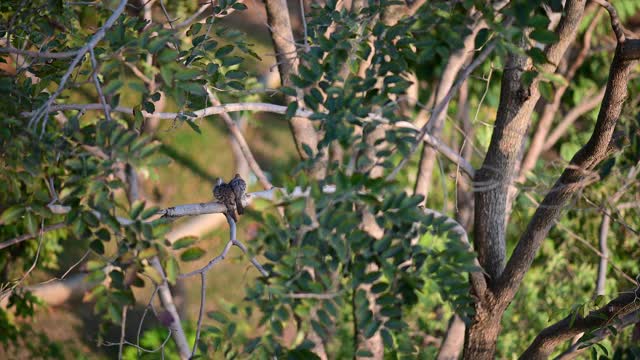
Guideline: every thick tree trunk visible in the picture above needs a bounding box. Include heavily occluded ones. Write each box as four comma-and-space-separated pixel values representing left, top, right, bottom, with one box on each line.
462, 314, 502, 360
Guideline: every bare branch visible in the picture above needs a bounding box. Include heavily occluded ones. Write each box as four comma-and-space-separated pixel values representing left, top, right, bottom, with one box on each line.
0, 222, 65, 250
179, 214, 268, 278
205, 88, 273, 190
521, 290, 640, 359
22, 101, 313, 119
543, 88, 606, 151
396, 121, 476, 178
264, 0, 324, 177
89, 48, 112, 122
497, 25, 640, 304
118, 305, 128, 360
388, 36, 500, 181
284, 292, 341, 299
592, 0, 625, 42
27, 0, 128, 129
414, 12, 487, 203
437, 315, 466, 360
175, 3, 211, 29
191, 273, 206, 359
555, 310, 640, 360
0, 46, 79, 59
149, 257, 191, 360
596, 214, 610, 296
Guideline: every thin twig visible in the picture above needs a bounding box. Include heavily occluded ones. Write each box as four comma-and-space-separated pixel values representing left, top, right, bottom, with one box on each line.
179, 214, 268, 278
118, 305, 128, 360
175, 3, 211, 29
387, 36, 501, 180
592, 0, 625, 42
0, 46, 79, 59
596, 214, 610, 295
191, 273, 206, 358
27, 0, 128, 130
89, 48, 112, 121
0, 220, 46, 301
0, 222, 65, 250
284, 292, 341, 299
205, 88, 273, 190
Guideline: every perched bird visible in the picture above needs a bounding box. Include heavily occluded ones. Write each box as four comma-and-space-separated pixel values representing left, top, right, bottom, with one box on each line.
213, 178, 237, 222
229, 174, 247, 215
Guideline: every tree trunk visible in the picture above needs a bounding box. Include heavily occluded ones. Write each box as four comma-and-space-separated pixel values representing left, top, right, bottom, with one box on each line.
462, 314, 502, 360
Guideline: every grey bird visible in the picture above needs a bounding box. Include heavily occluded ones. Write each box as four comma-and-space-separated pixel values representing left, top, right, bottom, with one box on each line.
213, 178, 237, 222
229, 173, 247, 215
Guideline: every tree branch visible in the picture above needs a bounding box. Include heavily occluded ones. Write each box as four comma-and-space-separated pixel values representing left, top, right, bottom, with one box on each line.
542, 87, 606, 151
520, 290, 640, 359
21, 101, 313, 119
264, 0, 324, 177
473, 0, 587, 282
149, 257, 191, 360
554, 309, 640, 360
0, 46, 79, 59
519, 6, 601, 181
0, 222, 65, 250
387, 35, 500, 181
205, 88, 273, 190
414, 13, 486, 204
496, 18, 640, 304
27, 0, 128, 129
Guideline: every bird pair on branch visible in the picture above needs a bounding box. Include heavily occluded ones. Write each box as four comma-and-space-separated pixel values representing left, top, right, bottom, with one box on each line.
213, 174, 247, 222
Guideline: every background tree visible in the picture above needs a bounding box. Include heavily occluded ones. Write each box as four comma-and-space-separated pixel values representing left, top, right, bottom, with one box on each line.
1, 0, 640, 359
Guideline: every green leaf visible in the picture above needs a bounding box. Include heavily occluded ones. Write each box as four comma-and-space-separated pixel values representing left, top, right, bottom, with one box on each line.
138, 247, 157, 259
380, 328, 394, 348
90, 239, 105, 254
165, 257, 179, 285
24, 212, 37, 235
130, 200, 145, 219
530, 29, 559, 44
180, 247, 206, 261
215, 45, 234, 58
173, 236, 198, 250
186, 120, 202, 134
139, 206, 159, 220
527, 48, 548, 65
221, 56, 243, 67
103, 79, 124, 95
175, 69, 201, 81
207, 311, 228, 324
232, 2, 247, 10
539, 81, 553, 102
285, 102, 298, 120
1, 205, 24, 224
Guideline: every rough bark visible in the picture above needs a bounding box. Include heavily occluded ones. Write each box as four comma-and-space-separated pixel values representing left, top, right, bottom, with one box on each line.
415, 17, 484, 204
463, 295, 503, 360
496, 39, 639, 303
437, 314, 467, 360
521, 291, 640, 359
518, 6, 600, 181
465, 1, 587, 358
473, 0, 586, 282
264, 0, 325, 178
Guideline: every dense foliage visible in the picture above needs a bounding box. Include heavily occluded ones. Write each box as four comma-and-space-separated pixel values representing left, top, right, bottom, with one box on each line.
1, 0, 639, 359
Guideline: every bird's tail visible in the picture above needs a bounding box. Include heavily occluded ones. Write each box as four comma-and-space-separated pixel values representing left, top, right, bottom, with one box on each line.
235, 195, 244, 214
226, 203, 238, 222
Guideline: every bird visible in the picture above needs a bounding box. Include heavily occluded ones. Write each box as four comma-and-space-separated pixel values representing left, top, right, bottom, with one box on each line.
229, 174, 247, 215
213, 178, 237, 222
